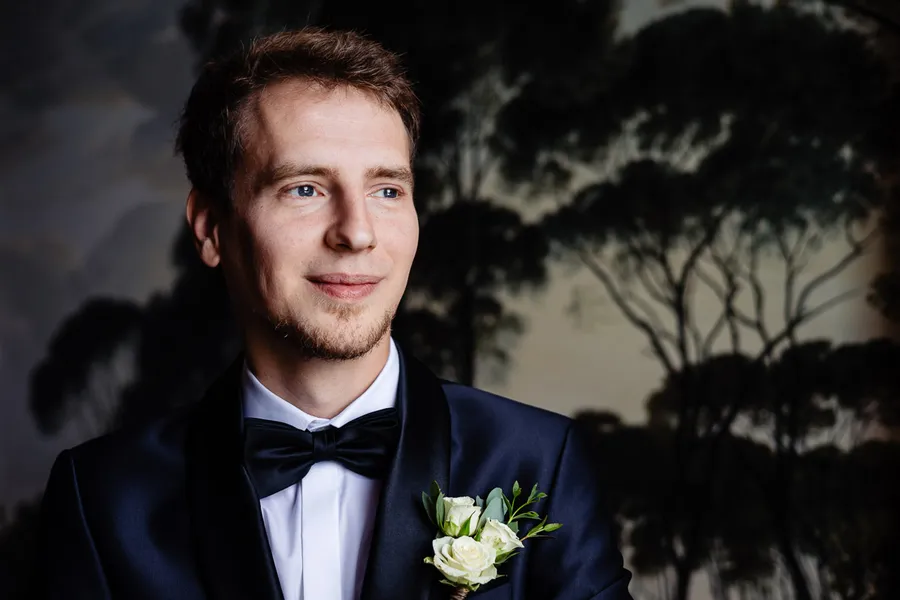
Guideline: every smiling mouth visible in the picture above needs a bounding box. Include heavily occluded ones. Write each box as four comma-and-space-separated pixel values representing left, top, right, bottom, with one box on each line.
307, 274, 383, 300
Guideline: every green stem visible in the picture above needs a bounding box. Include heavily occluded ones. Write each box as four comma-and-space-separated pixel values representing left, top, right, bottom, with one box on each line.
509, 499, 537, 522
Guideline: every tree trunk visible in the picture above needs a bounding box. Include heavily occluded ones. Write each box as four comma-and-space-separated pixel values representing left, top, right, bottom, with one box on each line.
456, 205, 479, 387
457, 288, 477, 386
772, 395, 813, 600
673, 560, 693, 600
776, 529, 813, 600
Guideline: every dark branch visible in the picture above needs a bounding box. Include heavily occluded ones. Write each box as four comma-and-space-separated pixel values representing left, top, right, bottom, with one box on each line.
636, 262, 674, 309
794, 226, 876, 316
696, 261, 743, 356
578, 249, 677, 374
775, 234, 799, 345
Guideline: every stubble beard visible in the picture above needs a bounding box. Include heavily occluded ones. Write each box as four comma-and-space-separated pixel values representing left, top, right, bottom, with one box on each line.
267, 299, 396, 361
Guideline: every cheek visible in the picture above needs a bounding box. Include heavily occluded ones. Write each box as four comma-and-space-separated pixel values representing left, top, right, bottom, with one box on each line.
234, 219, 305, 293
258, 237, 311, 292
383, 211, 419, 265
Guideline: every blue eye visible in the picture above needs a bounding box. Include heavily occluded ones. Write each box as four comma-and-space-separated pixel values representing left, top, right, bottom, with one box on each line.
374, 188, 400, 199
289, 185, 318, 197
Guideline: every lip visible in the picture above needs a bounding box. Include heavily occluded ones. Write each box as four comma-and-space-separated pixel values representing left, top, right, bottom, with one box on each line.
307, 273, 383, 300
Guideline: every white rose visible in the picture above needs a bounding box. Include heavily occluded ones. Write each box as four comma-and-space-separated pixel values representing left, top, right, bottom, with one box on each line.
478, 519, 524, 555
442, 496, 482, 537
428, 536, 498, 586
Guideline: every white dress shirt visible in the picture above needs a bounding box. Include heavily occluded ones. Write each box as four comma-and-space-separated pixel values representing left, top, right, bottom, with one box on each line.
242, 339, 400, 600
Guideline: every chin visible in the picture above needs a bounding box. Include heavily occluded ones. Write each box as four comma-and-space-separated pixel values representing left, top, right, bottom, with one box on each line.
268, 307, 394, 361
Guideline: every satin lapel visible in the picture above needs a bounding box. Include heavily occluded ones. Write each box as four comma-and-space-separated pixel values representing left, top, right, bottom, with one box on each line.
185, 357, 284, 600
360, 349, 452, 600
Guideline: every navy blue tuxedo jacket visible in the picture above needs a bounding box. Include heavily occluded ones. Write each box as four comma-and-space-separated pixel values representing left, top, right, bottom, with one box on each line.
38, 349, 632, 599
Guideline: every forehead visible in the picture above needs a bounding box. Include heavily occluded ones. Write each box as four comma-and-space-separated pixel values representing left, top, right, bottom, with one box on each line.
240, 80, 410, 172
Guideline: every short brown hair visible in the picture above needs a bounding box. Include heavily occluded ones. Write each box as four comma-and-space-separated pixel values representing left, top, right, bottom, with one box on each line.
175, 28, 420, 210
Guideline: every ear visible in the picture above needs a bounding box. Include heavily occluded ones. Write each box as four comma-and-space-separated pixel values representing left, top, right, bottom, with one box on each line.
185, 189, 223, 268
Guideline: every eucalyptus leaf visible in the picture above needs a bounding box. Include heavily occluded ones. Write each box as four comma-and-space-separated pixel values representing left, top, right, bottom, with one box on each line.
475, 495, 484, 508
508, 520, 519, 534
477, 496, 505, 531
485, 487, 504, 508
484, 497, 505, 521
430, 480, 441, 500
484, 487, 508, 519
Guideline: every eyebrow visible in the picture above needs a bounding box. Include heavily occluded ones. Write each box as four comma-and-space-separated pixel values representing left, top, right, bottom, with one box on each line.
365, 166, 414, 186
252, 163, 414, 192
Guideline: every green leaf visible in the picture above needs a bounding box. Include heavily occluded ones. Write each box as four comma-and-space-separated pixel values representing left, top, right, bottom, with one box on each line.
478, 496, 505, 531
512, 481, 521, 498
521, 516, 549, 540
485, 487, 508, 519
485, 487, 504, 508
517, 511, 540, 520
543, 523, 563, 532
435, 492, 445, 529
508, 520, 519, 534
529, 483, 539, 501
534, 492, 548, 501
485, 497, 506, 521
422, 492, 436, 526
430, 480, 441, 500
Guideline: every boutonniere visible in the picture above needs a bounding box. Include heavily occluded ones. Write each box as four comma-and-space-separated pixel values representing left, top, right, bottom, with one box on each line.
421, 480, 562, 599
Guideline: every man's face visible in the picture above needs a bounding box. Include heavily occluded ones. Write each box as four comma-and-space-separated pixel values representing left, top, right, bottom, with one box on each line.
217, 80, 418, 360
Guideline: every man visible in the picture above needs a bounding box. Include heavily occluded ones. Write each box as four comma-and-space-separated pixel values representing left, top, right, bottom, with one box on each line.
37, 28, 632, 600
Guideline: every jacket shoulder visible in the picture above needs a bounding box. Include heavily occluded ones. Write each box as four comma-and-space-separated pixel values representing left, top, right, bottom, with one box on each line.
440, 381, 572, 439
63, 408, 191, 491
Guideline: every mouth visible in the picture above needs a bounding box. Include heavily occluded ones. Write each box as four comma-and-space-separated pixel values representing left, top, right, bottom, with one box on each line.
307, 273, 383, 300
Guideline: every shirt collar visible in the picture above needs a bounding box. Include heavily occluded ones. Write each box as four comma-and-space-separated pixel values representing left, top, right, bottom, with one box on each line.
241, 338, 399, 431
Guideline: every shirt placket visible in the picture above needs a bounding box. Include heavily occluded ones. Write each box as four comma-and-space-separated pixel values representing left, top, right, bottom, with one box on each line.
300, 420, 343, 600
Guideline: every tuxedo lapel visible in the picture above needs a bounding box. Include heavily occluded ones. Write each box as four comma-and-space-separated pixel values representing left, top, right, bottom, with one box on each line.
185, 357, 284, 600
360, 349, 451, 600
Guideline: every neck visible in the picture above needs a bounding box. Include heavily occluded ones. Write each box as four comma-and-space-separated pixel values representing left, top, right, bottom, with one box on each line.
243, 333, 392, 420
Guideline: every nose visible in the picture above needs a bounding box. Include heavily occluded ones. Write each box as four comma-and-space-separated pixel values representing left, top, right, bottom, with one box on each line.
324, 193, 377, 252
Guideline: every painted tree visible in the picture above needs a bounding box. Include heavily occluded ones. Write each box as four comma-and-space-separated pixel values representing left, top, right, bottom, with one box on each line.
496, 2, 896, 599
29, 298, 142, 437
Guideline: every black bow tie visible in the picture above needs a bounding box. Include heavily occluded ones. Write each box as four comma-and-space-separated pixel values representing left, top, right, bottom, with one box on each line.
243, 408, 400, 498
